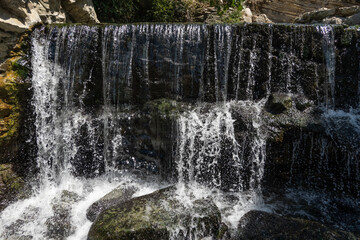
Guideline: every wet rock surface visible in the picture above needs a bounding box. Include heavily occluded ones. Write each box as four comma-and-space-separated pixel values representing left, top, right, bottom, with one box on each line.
265, 93, 292, 114
0, 164, 24, 211
87, 184, 138, 222
45, 190, 82, 239
235, 210, 357, 240
88, 186, 222, 240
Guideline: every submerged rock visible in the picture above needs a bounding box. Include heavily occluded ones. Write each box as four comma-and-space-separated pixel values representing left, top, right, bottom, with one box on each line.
235, 210, 357, 240
88, 186, 222, 240
45, 190, 82, 239
87, 184, 138, 222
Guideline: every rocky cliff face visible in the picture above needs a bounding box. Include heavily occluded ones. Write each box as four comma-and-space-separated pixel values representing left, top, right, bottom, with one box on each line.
0, 0, 99, 63
245, 0, 360, 23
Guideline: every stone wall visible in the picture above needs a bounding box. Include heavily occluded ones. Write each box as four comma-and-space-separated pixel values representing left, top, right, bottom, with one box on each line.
244, 0, 360, 23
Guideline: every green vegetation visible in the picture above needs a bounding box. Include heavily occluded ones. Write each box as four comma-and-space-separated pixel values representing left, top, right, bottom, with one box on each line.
218, 7, 243, 23
11, 61, 28, 79
152, 0, 189, 22
92, 0, 245, 23
93, 0, 145, 23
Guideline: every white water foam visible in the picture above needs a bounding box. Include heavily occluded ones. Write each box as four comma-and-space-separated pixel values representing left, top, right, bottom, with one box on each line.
175, 100, 268, 228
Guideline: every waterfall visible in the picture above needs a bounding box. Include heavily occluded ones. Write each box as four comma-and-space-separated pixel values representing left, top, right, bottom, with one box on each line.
176, 101, 266, 192
1, 23, 360, 239
317, 25, 336, 108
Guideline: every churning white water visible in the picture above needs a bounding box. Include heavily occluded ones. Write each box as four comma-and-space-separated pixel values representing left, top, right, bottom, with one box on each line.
175, 100, 268, 228
0, 28, 166, 240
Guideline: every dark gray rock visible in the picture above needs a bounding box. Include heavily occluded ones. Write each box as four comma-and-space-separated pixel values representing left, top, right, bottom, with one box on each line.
86, 184, 138, 222
265, 93, 292, 114
88, 186, 222, 240
235, 210, 357, 240
45, 190, 81, 239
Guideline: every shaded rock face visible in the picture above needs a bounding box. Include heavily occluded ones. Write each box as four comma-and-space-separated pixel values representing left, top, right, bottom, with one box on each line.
0, 29, 37, 192
244, 0, 359, 23
235, 210, 357, 240
88, 186, 222, 240
0, 0, 99, 63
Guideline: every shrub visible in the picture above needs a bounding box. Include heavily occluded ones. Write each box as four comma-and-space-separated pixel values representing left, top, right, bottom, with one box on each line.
92, 0, 140, 23
151, 0, 189, 22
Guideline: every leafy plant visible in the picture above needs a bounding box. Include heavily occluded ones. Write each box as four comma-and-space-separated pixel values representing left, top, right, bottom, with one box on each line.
11, 61, 28, 79
151, 0, 189, 22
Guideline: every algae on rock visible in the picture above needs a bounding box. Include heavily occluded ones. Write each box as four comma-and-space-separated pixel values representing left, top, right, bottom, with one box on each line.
88, 186, 223, 240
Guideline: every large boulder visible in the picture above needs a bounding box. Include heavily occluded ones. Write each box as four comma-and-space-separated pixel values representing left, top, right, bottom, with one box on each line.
88, 186, 223, 240
235, 210, 357, 239
86, 184, 138, 222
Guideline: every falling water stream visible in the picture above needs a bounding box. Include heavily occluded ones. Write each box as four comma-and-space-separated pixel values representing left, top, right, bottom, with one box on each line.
0, 23, 359, 239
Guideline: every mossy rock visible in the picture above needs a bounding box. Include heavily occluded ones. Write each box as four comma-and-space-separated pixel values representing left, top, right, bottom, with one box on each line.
143, 98, 188, 119
88, 186, 222, 240
0, 54, 31, 164
265, 93, 292, 114
0, 164, 25, 211
0, 58, 22, 159
235, 210, 357, 240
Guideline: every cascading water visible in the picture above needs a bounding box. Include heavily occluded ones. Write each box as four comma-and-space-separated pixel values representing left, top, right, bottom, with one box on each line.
176, 101, 266, 192
0, 26, 166, 240
1, 23, 360, 239
317, 25, 336, 109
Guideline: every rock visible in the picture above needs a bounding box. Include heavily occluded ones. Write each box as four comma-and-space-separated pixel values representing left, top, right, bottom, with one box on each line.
344, 12, 360, 25
265, 93, 292, 114
6, 236, 32, 240
61, 0, 99, 24
337, 5, 360, 17
86, 184, 138, 222
294, 96, 312, 112
252, 14, 272, 23
295, 5, 360, 24
45, 190, 82, 239
235, 210, 357, 240
295, 8, 336, 23
0, 57, 28, 162
322, 16, 345, 24
0, 0, 99, 63
88, 186, 222, 240
242, 8, 253, 23
0, 164, 25, 211
244, 0, 359, 23
0, 99, 12, 118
